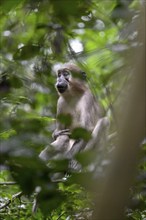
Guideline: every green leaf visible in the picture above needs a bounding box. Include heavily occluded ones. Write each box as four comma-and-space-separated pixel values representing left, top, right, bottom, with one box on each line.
10, 76, 23, 88
0, 129, 16, 140
71, 127, 91, 141
49, 158, 69, 172
68, 172, 95, 190
13, 45, 40, 60
38, 188, 66, 215
57, 114, 72, 127
75, 150, 97, 166
9, 156, 51, 195
0, 0, 24, 12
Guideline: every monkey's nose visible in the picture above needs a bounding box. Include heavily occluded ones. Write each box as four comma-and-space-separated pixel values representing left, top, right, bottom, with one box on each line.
56, 83, 67, 93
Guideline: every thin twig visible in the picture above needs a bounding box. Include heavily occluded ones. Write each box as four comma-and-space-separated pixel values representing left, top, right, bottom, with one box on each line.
0, 182, 16, 185
0, 191, 23, 210
56, 212, 65, 220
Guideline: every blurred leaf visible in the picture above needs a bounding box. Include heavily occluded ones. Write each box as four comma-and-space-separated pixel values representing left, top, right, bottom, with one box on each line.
38, 187, 66, 215
10, 75, 23, 88
9, 156, 51, 195
0, 129, 16, 140
57, 114, 72, 127
51, 0, 91, 20
71, 127, 91, 141
68, 172, 95, 190
0, 0, 23, 12
49, 158, 69, 172
13, 45, 40, 60
0, 75, 11, 93
75, 150, 97, 167
10, 118, 47, 133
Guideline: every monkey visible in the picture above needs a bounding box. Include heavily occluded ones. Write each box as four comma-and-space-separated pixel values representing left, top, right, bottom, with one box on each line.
53, 63, 102, 154
39, 63, 109, 166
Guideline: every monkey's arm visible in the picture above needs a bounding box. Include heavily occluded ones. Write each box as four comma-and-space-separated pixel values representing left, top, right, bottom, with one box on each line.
66, 89, 108, 158
85, 117, 109, 150
66, 117, 109, 172
52, 97, 71, 139
66, 139, 86, 158
69, 117, 109, 155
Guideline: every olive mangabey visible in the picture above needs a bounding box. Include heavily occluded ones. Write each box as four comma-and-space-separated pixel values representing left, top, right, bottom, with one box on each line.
39, 63, 107, 161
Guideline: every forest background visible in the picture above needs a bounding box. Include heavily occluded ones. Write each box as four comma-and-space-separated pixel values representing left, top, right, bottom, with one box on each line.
0, 0, 145, 219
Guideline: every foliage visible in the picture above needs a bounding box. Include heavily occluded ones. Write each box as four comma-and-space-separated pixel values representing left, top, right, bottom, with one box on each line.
0, 0, 145, 219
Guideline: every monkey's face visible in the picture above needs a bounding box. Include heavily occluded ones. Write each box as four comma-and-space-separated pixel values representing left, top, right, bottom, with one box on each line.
56, 69, 71, 94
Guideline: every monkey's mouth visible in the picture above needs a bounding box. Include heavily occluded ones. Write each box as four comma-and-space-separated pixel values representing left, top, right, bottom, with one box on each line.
57, 85, 67, 93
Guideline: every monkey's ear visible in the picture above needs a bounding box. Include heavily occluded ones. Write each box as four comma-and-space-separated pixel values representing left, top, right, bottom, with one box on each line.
81, 71, 87, 80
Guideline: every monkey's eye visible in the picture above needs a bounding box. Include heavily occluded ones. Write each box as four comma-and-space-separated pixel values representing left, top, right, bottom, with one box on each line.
58, 72, 61, 77
63, 71, 70, 77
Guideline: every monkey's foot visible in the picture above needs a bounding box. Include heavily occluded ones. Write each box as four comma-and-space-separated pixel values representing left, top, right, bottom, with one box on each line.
53, 129, 71, 139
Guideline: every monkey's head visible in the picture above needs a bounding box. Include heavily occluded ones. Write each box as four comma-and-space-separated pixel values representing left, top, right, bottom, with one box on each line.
55, 63, 87, 94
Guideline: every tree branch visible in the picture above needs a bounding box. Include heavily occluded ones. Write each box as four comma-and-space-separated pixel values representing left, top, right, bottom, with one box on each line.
0, 191, 22, 210
0, 182, 16, 185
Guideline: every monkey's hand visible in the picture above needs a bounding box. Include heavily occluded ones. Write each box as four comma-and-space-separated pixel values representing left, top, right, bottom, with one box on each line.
52, 129, 71, 140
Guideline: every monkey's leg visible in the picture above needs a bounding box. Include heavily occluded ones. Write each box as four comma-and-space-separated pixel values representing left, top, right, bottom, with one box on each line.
51, 135, 70, 151
85, 117, 109, 151
67, 117, 109, 171
39, 135, 70, 161
66, 139, 86, 158
66, 117, 109, 157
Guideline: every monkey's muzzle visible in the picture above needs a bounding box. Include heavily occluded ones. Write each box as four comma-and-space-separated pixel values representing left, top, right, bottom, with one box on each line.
56, 83, 68, 93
